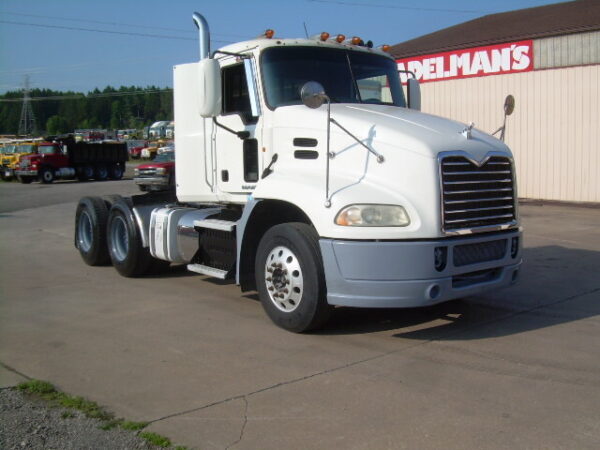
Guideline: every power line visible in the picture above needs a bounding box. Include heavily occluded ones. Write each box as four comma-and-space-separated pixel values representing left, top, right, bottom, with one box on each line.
0, 88, 173, 103
307, 0, 488, 13
0, 20, 235, 44
0, 10, 249, 39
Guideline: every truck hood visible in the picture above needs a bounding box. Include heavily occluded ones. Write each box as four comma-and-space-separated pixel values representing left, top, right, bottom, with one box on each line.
273, 104, 511, 161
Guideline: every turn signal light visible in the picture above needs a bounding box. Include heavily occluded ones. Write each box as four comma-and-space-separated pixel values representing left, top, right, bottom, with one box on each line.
265, 29, 275, 39
335, 34, 345, 43
320, 32, 330, 41
351, 36, 361, 45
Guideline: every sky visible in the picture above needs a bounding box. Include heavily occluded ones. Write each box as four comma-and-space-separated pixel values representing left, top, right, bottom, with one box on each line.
0, 0, 565, 94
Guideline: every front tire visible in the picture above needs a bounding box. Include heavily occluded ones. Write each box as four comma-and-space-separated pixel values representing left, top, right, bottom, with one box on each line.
39, 167, 54, 184
106, 200, 153, 277
75, 196, 110, 265
255, 223, 331, 332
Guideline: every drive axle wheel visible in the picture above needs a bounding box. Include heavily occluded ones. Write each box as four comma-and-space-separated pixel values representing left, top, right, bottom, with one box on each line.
106, 200, 153, 277
95, 164, 108, 181
75, 196, 110, 265
255, 222, 331, 332
108, 163, 124, 180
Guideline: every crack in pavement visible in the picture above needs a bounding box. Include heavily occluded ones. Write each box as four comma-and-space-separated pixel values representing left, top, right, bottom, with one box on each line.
147, 285, 600, 426
225, 396, 248, 450
0, 361, 32, 382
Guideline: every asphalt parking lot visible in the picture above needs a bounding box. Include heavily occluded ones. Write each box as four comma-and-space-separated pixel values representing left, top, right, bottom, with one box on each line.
1, 178, 599, 449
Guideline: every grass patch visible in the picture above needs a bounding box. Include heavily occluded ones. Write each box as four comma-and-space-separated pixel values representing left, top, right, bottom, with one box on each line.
18, 380, 112, 421
17, 380, 184, 448
120, 420, 149, 431
139, 431, 171, 448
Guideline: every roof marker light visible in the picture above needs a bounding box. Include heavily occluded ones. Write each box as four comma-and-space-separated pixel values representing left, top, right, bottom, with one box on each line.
351, 36, 361, 45
264, 29, 275, 39
320, 32, 330, 41
335, 34, 345, 43
380, 44, 391, 52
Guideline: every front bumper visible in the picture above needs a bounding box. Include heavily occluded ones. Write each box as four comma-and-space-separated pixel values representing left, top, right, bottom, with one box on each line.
134, 176, 169, 186
320, 229, 522, 308
15, 169, 38, 177
2, 166, 14, 178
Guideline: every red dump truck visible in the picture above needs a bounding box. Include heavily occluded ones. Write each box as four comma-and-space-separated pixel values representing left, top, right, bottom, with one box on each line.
16, 136, 128, 184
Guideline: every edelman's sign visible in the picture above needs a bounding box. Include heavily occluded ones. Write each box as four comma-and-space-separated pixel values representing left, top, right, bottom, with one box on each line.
397, 40, 533, 84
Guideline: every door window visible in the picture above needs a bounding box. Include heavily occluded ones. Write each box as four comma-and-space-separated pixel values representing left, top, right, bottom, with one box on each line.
222, 63, 256, 123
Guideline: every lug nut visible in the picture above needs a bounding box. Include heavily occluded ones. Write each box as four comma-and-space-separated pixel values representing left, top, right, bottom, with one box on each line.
267, 268, 273, 273
283, 289, 289, 294
266, 277, 272, 282
268, 286, 274, 291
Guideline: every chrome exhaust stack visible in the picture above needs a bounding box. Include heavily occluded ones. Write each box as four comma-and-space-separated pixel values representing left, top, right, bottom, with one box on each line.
192, 12, 211, 60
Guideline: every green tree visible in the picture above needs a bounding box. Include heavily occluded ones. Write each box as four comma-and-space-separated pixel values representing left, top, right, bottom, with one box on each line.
46, 115, 70, 134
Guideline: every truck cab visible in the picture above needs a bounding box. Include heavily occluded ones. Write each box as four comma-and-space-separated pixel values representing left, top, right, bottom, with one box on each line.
75, 13, 522, 332
16, 142, 65, 183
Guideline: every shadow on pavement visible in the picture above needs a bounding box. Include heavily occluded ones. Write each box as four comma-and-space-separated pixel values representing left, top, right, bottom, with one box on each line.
316, 245, 600, 339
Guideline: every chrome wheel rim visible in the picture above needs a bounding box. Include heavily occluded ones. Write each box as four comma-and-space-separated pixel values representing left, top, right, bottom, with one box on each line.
77, 210, 93, 252
110, 216, 129, 262
265, 246, 303, 312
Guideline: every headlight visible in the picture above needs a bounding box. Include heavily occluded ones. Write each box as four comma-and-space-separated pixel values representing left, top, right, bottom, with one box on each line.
156, 167, 166, 175
335, 204, 410, 227
134, 168, 139, 175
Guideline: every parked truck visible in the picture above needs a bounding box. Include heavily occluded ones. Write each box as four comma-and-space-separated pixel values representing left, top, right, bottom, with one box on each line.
74, 13, 522, 332
16, 136, 127, 183
1, 140, 40, 181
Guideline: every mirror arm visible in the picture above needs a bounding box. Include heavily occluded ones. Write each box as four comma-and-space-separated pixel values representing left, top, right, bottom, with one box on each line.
329, 118, 384, 163
213, 117, 250, 139
212, 50, 252, 59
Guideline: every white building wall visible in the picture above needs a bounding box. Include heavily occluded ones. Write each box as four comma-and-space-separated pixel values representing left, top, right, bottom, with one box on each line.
419, 63, 600, 202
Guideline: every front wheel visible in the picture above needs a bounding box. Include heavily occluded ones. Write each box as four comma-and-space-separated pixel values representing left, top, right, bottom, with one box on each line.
39, 167, 54, 184
255, 223, 332, 332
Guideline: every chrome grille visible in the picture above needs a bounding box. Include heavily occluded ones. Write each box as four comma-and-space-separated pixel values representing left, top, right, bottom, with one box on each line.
138, 168, 157, 177
441, 155, 516, 232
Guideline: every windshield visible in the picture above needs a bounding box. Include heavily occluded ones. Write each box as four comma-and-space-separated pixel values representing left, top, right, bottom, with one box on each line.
154, 152, 174, 162
17, 145, 36, 153
261, 46, 406, 108
38, 145, 56, 155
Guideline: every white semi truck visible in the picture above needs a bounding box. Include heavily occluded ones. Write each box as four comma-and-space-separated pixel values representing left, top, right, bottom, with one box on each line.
75, 13, 522, 332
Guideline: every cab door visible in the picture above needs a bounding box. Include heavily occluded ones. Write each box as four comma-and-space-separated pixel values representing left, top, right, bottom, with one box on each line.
214, 59, 262, 197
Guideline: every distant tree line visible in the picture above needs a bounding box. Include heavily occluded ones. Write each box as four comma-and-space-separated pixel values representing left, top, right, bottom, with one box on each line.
0, 86, 173, 136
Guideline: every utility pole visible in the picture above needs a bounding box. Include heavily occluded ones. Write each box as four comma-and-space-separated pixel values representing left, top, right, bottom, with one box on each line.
18, 75, 37, 136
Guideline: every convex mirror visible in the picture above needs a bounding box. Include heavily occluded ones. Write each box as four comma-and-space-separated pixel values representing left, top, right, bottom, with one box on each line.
300, 81, 328, 109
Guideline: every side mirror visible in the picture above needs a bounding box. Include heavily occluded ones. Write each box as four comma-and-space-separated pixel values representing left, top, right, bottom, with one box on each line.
300, 81, 328, 109
197, 58, 221, 118
407, 78, 421, 111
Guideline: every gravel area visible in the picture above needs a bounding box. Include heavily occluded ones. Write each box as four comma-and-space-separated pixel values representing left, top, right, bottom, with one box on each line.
0, 388, 161, 450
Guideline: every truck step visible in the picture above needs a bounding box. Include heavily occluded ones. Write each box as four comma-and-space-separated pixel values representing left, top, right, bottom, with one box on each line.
194, 218, 236, 232
187, 263, 229, 279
